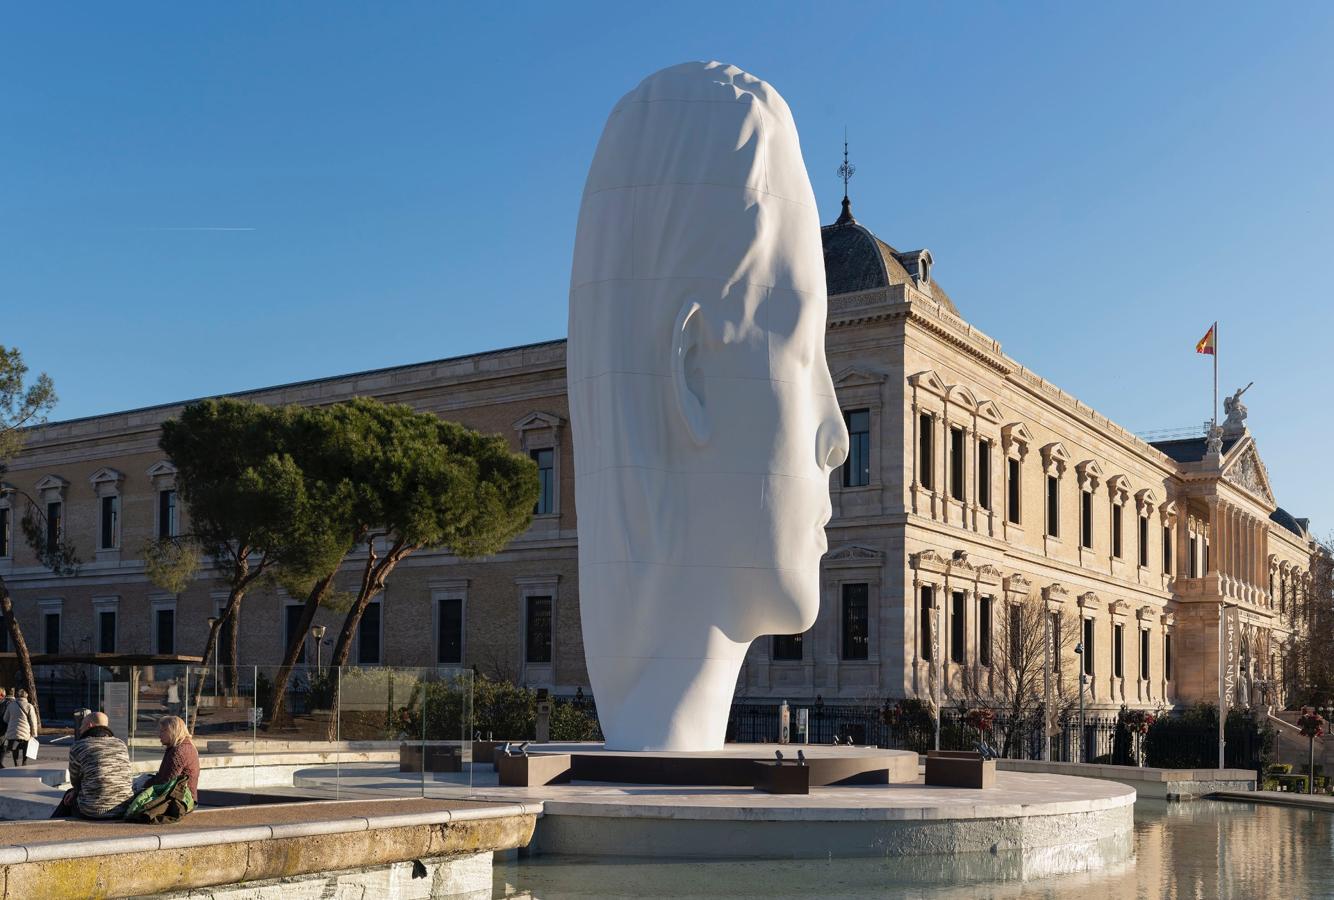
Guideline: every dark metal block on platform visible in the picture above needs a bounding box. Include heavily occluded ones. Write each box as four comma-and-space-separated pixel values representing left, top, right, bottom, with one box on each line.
753, 762, 810, 794
471, 741, 507, 770
560, 745, 901, 787
498, 752, 573, 787
399, 744, 462, 774
924, 750, 995, 789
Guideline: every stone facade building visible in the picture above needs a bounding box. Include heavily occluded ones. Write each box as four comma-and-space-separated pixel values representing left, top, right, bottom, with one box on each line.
0, 198, 1315, 713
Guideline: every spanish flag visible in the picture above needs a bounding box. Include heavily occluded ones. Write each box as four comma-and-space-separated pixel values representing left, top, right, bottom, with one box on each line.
1196, 322, 1216, 355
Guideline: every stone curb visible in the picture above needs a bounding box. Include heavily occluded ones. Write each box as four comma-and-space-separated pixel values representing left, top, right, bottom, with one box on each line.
0, 803, 536, 864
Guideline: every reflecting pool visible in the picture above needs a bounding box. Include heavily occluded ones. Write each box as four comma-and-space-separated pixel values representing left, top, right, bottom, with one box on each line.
494, 800, 1334, 899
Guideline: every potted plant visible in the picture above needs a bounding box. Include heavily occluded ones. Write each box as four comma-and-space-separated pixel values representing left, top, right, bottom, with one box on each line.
1297, 707, 1326, 795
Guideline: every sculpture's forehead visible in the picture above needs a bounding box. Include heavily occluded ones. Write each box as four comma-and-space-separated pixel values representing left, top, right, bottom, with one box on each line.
585, 61, 811, 208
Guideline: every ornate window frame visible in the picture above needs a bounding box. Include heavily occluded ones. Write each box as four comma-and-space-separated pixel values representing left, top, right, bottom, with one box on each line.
430, 577, 469, 666
513, 412, 565, 525
89, 467, 124, 561
516, 574, 559, 688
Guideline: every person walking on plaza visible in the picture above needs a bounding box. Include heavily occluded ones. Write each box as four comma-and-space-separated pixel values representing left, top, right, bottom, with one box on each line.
52, 712, 132, 819
0, 688, 9, 768
3, 688, 39, 767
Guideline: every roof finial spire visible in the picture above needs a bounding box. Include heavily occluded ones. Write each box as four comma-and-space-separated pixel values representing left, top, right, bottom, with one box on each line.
835, 127, 856, 225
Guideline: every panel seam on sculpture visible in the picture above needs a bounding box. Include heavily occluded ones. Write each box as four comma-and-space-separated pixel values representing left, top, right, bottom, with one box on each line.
569, 368, 840, 397
573, 463, 829, 480
580, 182, 812, 207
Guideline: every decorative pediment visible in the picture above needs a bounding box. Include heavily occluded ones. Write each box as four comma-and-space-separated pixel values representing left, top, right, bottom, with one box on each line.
1159, 500, 1177, 525
1040, 442, 1070, 476
1222, 443, 1276, 506
946, 385, 979, 412
832, 365, 887, 387
0, 481, 15, 498
88, 467, 124, 488
976, 564, 1004, 584
907, 370, 947, 397
512, 411, 565, 433
947, 549, 976, 575
34, 474, 68, 495
1043, 582, 1071, 604
1108, 598, 1131, 617
1004, 573, 1032, 596
826, 544, 883, 563
1161, 612, 1176, 627
146, 460, 177, 479
1107, 474, 1131, 504
910, 549, 949, 574
1002, 423, 1033, 456
1134, 488, 1158, 515
975, 399, 1003, 425
1075, 460, 1104, 491
1137, 605, 1156, 622
1077, 591, 1099, 609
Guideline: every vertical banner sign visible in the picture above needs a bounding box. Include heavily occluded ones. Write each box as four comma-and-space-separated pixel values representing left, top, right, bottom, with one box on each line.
103, 681, 130, 738
1222, 607, 1240, 714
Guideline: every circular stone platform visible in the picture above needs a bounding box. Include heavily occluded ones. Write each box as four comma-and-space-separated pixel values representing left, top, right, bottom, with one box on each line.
522, 770, 1135, 862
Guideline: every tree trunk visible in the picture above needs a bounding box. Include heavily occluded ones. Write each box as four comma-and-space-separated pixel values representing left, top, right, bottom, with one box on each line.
323, 538, 412, 739
224, 603, 242, 695
267, 572, 335, 726
0, 579, 40, 729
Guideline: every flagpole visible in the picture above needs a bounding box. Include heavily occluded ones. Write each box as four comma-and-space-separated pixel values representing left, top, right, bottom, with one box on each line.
1213, 321, 1218, 429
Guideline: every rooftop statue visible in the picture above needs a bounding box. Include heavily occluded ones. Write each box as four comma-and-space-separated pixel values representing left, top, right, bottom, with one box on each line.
568, 62, 849, 751
1222, 382, 1253, 437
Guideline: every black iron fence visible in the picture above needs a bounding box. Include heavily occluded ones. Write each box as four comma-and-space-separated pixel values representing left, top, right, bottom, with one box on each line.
725, 702, 1271, 773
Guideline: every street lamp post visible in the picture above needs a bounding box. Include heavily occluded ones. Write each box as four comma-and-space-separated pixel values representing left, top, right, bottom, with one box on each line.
205, 616, 220, 698
311, 625, 327, 675
1074, 642, 1085, 763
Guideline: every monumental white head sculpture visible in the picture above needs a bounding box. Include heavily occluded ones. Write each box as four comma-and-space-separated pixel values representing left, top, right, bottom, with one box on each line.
569, 61, 848, 751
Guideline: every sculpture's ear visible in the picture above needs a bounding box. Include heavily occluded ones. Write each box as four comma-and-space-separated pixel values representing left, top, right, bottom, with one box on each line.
672, 299, 710, 446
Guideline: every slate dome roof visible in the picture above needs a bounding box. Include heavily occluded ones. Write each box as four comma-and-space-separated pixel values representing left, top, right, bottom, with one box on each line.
821, 197, 960, 316
1270, 506, 1307, 538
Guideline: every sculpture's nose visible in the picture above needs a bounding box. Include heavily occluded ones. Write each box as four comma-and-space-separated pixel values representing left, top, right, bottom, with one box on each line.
816, 394, 850, 474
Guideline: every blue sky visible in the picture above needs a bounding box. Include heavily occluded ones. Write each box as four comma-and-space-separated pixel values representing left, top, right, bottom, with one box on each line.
3, 3, 1331, 528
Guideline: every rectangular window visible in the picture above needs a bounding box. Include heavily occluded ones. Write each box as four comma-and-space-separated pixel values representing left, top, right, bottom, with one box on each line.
949, 427, 965, 502
1045, 476, 1059, 538
1113, 623, 1124, 679
158, 489, 178, 539
285, 605, 308, 665
950, 591, 965, 664
1010, 603, 1023, 666
526, 596, 553, 664
218, 607, 233, 670
842, 583, 870, 660
1080, 491, 1093, 549
98, 610, 116, 654
437, 597, 463, 664
1007, 459, 1021, 524
1163, 527, 1173, 575
919, 586, 933, 661
43, 612, 60, 655
0, 506, 9, 557
0, 616, 8, 653
1082, 618, 1095, 676
1138, 516, 1149, 567
918, 414, 934, 490
1112, 504, 1124, 558
1165, 633, 1173, 681
1140, 629, 1150, 681
531, 449, 555, 515
156, 608, 175, 655
979, 596, 992, 667
99, 496, 119, 550
1205, 539, 1210, 573
357, 602, 381, 665
843, 409, 871, 488
977, 440, 992, 510
772, 633, 804, 661
1189, 535, 1199, 578
1051, 613, 1062, 673
45, 501, 62, 553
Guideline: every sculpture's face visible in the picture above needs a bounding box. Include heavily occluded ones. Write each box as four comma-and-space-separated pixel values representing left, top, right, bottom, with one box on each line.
570, 60, 846, 665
